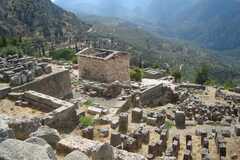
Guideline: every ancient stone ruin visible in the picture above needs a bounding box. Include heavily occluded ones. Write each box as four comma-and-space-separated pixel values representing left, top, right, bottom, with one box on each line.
1, 49, 240, 160
0, 55, 52, 87
76, 48, 130, 83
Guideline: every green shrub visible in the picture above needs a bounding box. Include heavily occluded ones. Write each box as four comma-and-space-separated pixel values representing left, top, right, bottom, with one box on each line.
72, 55, 78, 64
195, 65, 209, 85
152, 63, 160, 69
165, 120, 174, 129
205, 79, 217, 86
0, 46, 23, 57
83, 99, 94, 106
171, 70, 182, 82
0, 36, 7, 47
130, 68, 144, 82
79, 116, 94, 127
224, 81, 236, 90
49, 48, 75, 61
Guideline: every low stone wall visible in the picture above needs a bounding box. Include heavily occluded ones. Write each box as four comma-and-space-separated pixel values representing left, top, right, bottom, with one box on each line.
216, 89, 240, 104
12, 69, 72, 99
140, 84, 178, 107
178, 83, 206, 90
57, 135, 146, 160
0, 86, 11, 99
23, 90, 73, 111
22, 91, 78, 131
6, 90, 78, 137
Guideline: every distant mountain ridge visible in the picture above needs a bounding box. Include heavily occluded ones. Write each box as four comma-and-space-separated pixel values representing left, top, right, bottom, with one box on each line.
55, 0, 240, 51
0, 0, 90, 40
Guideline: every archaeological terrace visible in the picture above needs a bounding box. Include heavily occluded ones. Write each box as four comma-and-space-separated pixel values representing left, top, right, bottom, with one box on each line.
1, 50, 240, 160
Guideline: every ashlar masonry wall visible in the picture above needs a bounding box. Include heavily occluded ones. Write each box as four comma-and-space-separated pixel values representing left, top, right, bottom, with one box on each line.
78, 52, 130, 83
12, 70, 72, 99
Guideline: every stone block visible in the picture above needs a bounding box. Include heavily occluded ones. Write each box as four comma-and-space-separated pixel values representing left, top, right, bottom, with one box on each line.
82, 127, 94, 140
175, 111, 185, 129
110, 132, 122, 147
119, 113, 128, 133
132, 108, 143, 123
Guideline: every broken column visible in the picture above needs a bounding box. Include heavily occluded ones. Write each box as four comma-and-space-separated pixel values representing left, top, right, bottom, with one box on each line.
175, 111, 185, 129
132, 108, 143, 123
119, 112, 128, 133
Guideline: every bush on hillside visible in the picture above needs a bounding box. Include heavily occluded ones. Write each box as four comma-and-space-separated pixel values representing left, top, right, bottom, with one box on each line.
171, 70, 182, 82
49, 48, 76, 62
195, 65, 209, 85
224, 81, 236, 90
79, 116, 95, 127
130, 68, 144, 82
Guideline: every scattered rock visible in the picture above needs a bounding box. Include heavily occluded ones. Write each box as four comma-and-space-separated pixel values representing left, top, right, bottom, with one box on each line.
0, 139, 57, 160
64, 150, 89, 160
30, 126, 61, 148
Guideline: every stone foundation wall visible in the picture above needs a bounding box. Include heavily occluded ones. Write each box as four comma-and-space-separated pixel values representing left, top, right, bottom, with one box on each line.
12, 70, 72, 99
140, 84, 178, 107
0, 86, 11, 99
21, 91, 78, 131
78, 53, 130, 83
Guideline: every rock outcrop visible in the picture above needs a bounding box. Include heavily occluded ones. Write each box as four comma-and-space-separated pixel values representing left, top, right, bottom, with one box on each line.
0, 139, 57, 160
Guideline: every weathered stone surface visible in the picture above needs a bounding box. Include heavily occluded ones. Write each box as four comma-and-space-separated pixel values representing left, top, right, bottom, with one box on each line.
235, 125, 240, 136
0, 86, 11, 99
98, 128, 109, 137
216, 89, 240, 104
8, 118, 41, 140
119, 112, 128, 133
0, 116, 15, 142
93, 143, 114, 160
64, 150, 89, 160
25, 136, 57, 160
122, 135, 137, 152
0, 139, 57, 160
12, 69, 73, 99
82, 126, 94, 140
175, 111, 185, 129
110, 132, 122, 147
21, 91, 78, 131
77, 48, 130, 83
57, 136, 146, 160
111, 119, 119, 129
103, 81, 123, 98
140, 83, 178, 107
25, 136, 49, 146
30, 126, 61, 148
132, 108, 143, 123
88, 106, 103, 115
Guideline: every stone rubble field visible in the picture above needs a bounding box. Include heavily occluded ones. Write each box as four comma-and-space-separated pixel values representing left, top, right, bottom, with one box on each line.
0, 55, 240, 160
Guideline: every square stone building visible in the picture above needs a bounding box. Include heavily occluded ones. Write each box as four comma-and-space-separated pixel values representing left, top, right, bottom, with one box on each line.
76, 48, 130, 83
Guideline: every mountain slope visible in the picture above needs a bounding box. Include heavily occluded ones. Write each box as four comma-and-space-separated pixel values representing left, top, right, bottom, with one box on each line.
0, 0, 90, 40
146, 0, 240, 51
176, 0, 240, 50
81, 15, 240, 82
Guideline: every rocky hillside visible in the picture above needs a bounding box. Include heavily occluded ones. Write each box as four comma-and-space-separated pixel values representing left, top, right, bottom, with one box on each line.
81, 15, 240, 83
146, 0, 240, 51
0, 0, 90, 40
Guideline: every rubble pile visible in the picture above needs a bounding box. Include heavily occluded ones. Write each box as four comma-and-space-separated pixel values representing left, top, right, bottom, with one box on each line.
0, 55, 52, 86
